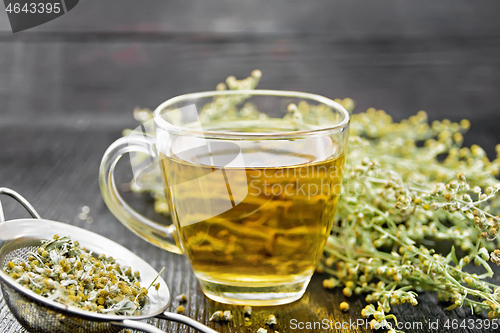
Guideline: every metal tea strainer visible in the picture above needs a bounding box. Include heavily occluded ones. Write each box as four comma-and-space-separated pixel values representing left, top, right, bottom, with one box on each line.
0, 188, 219, 333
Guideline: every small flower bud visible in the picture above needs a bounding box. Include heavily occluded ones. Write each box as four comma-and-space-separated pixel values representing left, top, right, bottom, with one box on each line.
251, 69, 262, 78
478, 247, 489, 261
490, 250, 500, 265
340, 302, 349, 311
460, 119, 471, 129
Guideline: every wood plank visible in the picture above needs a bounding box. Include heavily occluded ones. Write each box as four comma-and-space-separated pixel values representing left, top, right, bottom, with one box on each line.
0, 35, 499, 127
1, 0, 500, 37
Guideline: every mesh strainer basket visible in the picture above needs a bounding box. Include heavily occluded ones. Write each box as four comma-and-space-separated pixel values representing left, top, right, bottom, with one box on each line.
0, 188, 218, 333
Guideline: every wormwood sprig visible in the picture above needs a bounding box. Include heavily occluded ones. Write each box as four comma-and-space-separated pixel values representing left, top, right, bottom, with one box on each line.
4, 235, 151, 315
320, 106, 500, 330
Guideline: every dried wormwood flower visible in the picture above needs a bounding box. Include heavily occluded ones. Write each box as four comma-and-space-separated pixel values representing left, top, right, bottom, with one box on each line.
243, 305, 252, 316
209, 311, 223, 322
223, 310, 233, 321
176, 293, 188, 303
209, 310, 233, 322
491, 250, 500, 266
265, 314, 277, 326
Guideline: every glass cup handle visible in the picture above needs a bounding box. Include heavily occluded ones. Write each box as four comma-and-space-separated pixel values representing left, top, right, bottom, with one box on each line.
99, 134, 182, 254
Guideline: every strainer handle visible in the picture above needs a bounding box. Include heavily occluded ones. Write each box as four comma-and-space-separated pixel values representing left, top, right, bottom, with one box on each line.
0, 188, 42, 222
111, 315, 220, 333
111, 319, 165, 333
157, 312, 220, 333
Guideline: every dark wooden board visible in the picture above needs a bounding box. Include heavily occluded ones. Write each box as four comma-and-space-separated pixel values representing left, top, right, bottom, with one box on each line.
1, 34, 500, 122
1, 1, 500, 332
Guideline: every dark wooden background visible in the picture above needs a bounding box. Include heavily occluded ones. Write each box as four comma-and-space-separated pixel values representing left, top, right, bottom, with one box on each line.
1, 1, 500, 332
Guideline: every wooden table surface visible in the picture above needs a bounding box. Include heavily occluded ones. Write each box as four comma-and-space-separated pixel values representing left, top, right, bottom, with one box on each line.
1, 2, 500, 332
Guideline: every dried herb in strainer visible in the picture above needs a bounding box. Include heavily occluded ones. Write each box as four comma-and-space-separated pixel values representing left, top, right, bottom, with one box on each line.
4, 234, 149, 315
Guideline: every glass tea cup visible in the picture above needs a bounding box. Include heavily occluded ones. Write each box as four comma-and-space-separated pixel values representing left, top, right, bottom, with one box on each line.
99, 90, 350, 305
